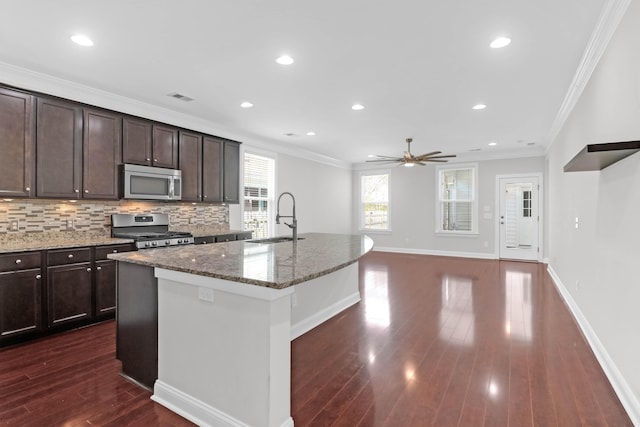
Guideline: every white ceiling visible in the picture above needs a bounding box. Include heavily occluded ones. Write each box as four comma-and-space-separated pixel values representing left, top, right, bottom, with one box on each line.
0, 0, 607, 165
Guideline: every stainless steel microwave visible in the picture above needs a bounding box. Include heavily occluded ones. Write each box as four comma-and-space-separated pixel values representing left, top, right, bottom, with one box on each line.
122, 164, 182, 201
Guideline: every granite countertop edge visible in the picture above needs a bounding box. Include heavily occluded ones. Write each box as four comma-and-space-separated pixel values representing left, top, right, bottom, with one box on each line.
0, 235, 135, 254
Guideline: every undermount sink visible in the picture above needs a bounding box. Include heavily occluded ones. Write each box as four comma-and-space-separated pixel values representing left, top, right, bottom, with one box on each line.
247, 237, 305, 244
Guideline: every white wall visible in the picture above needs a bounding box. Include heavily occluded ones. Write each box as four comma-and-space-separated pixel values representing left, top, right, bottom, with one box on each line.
353, 156, 544, 257
275, 153, 353, 236
547, 0, 640, 421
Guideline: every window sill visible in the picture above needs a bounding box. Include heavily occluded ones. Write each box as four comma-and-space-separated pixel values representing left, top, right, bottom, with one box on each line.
434, 231, 479, 238
360, 228, 392, 235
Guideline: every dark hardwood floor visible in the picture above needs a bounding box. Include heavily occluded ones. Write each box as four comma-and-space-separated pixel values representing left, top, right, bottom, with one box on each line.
0, 252, 632, 426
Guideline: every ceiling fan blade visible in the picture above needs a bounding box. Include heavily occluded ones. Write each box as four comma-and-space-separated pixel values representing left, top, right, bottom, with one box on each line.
369, 155, 402, 159
366, 158, 402, 163
423, 159, 450, 163
414, 151, 442, 160
403, 151, 413, 161
421, 154, 457, 159
416, 162, 427, 166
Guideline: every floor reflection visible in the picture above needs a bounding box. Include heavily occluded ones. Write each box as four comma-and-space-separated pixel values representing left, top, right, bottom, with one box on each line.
439, 275, 475, 346
503, 267, 533, 341
363, 267, 391, 328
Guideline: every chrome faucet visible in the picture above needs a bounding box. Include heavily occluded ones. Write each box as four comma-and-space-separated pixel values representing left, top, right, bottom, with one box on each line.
276, 192, 297, 241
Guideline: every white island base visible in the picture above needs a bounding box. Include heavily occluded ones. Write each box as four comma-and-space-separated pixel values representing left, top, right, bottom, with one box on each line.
150, 262, 360, 427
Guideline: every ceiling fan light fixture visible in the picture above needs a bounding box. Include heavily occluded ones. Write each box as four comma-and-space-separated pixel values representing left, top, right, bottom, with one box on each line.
275, 55, 294, 65
352, 104, 365, 111
472, 104, 487, 110
404, 162, 415, 168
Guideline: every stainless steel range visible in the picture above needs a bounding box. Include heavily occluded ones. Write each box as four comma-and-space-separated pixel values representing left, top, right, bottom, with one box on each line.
111, 213, 194, 249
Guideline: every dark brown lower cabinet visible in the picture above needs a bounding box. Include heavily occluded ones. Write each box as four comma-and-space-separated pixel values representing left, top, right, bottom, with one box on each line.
47, 262, 92, 328
0, 268, 43, 339
95, 259, 116, 316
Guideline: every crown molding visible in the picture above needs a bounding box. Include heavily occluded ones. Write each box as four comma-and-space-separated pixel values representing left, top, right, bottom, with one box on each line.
0, 61, 350, 170
546, 0, 632, 153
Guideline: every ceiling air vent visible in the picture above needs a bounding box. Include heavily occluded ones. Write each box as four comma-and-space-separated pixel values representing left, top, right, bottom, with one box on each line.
167, 92, 194, 102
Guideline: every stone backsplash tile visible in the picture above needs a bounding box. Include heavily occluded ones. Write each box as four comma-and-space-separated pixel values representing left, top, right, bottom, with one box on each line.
0, 199, 228, 235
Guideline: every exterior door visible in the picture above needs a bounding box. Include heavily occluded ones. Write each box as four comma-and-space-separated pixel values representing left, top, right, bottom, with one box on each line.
499, 175, 540, 261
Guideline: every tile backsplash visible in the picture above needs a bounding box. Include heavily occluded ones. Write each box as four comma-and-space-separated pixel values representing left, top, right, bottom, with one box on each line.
0, 199, 228, 235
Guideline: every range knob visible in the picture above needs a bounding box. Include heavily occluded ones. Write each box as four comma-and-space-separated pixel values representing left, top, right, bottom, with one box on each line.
177, 239, 183, 244
144, 242, 151, 248
152, 242, 158, 247
165, 240, 171, 245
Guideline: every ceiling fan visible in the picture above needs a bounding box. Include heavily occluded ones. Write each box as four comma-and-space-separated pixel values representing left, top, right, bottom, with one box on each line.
366, 138, 456, 167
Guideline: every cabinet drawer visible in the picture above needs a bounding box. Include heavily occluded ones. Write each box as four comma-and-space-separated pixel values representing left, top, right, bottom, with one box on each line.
0, 252, 41, 272
194, 236, 215, 245
47, 248, 91, 266
215, 233, 236, 243
95, 244, 135, 260
236, 231, 253, 241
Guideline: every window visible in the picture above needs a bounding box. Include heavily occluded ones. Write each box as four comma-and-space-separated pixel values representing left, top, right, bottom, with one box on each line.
522, 190, 532, 217
437, 164, 477, 233
243, 152, 275, 238
360, 172, 390, 231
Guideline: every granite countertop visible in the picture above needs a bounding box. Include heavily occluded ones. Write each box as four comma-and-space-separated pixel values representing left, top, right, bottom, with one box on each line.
0, 232, 134, 254
109, 232, 374, 289
168, 225, 248, 238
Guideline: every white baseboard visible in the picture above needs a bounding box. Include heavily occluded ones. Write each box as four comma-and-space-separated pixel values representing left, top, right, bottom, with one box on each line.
152, 380, 294, 427
290, 292, 360, 340
547, 265, 640, 426
373, 246, 497, 260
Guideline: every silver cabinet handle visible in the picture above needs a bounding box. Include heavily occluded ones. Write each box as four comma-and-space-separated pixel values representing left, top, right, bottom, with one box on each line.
96, 266, 102, 271
84, 189, 89, 193
25, 187, 30, 191
112, 249, 118, 253
154, 158, 158, 162
86, 268, 92, 272
15, 259, 22, 264
146, 157, 151, 161
35, 274, 41, 279
74, 189, 80, 193
68, 254, 74, 259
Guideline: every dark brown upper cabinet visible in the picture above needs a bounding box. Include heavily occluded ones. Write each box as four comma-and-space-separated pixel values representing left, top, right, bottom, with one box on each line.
122, 117, 152, 166
36, 97, 83, 199
202, 136, 224, 203
0, 88, 35, 198
178, 131, 202, 202
223, 140, 240, 204
83, 109, 122, 200
152, 124, 178, 169
122, 117, 178, 169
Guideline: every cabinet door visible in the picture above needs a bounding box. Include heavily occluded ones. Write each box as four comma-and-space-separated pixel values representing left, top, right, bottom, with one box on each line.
83, 108, 122, 200
36, 97, 83, 198
95, 259, 116, 316
0, 88, 35, 198
47, 263, 92, 327
223, 140, 240, 204
152, 124, 178, 169
178, 131, 202, 202
122, 117, 152, 166
0, 268, 42, 339
202, 136, 223, 202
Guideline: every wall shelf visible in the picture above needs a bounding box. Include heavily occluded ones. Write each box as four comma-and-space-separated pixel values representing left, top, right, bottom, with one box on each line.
563, 141, 640, 172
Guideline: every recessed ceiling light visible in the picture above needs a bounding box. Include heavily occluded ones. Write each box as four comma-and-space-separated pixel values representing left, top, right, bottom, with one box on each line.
472, 104, 487, 110
275, 55, 294, 65
70, 34, 94, 47
490, 37, 511, 49
367, 154, 376, 158
306, 131, 316, 136
352, 104, 365, 111
240, 101, 254, 108
488, 142, 497, 146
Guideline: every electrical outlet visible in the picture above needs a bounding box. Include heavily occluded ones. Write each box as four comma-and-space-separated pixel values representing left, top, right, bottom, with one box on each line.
575, 217, 579, 229
198, 287, 214, 303
9, 220, 19, 231
66, 219, 74, 230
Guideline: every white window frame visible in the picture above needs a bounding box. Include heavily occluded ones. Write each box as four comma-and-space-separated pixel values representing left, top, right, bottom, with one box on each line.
435, 163, 478, 235
241, 148, 277, 238
359, 170, 391, 233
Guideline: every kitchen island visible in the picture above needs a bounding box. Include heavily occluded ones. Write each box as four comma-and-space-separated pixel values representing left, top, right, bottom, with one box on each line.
109, 233, 373, 427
